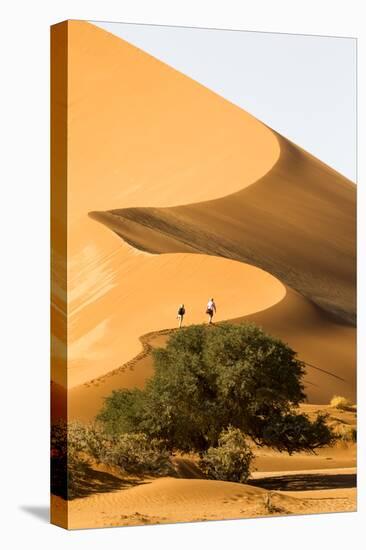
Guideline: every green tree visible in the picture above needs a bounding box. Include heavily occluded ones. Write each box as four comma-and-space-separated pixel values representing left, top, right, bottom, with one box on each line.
97, 323, 334, 454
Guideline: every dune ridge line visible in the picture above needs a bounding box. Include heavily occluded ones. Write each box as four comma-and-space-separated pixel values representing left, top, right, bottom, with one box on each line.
90, 132, 356, 326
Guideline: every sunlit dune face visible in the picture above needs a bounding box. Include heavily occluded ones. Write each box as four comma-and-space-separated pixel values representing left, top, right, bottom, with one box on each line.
67, 20, 280, 228
61, 241, 286, 387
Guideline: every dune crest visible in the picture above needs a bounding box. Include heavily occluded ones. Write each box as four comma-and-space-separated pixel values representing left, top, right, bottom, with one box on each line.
65, 251, 286, 388
90, 133, 356, 326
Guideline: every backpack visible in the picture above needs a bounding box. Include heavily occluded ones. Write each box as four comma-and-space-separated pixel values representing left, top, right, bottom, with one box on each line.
178, 306, 185, 315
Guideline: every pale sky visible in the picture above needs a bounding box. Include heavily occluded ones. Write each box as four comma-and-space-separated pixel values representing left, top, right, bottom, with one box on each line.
92, 21, 356, 181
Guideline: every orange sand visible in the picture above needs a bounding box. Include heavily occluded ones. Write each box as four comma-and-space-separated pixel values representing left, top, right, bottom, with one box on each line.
51, 468, 356, 529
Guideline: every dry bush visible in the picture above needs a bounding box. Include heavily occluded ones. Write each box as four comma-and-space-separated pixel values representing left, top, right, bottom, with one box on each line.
51, 422, 173, 499
100, 432, 173, 476
263, 492, 288, 515
330, 395, 353, 411
51, 421, 91, 499
199, 427, 254, 483
328, 421, 357, 443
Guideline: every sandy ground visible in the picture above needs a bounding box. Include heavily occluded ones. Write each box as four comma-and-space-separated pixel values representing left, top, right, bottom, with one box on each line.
52, 403, 357, 529
51, 464, 356, 529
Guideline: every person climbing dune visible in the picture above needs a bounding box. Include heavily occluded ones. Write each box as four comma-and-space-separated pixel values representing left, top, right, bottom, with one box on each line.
206, 298, 216, 324
177, 304, 186, 328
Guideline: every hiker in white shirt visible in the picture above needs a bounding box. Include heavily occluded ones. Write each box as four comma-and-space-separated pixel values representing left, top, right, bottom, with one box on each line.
206, 298, 216, 324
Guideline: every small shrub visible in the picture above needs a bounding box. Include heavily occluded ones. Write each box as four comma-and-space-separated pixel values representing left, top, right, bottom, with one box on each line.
81, 424, 112, 462
51, 421, 91, 499
328, 421, 357, 443
199, 427, 254, 483
100, 432, 173, 476
51, 423, 174, 499
330, 396, 352, 411
263, 492, 288, 515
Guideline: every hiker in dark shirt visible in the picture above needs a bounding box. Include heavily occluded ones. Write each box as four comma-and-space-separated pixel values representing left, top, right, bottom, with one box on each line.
177, 304, 186, 328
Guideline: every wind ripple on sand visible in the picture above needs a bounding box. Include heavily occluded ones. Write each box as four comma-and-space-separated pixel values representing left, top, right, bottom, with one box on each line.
52, 475, 356, 529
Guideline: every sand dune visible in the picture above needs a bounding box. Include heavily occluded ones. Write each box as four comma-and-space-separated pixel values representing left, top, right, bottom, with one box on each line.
69, 285, 355, 422
58, 400, 357, 530
52, 21, 355, 396
51, 472, 356, 529
54, 18, 356, 425
91, 132, 356, 326
65, 249, 285, 388
53, 20, 291, 389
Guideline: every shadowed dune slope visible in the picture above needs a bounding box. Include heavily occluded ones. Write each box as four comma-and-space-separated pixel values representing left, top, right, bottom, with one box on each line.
237, 287, 355, 404
90, 134, 356, 326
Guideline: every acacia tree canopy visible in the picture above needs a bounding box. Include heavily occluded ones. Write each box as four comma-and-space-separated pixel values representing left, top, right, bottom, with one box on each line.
97, 324, 334, 454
